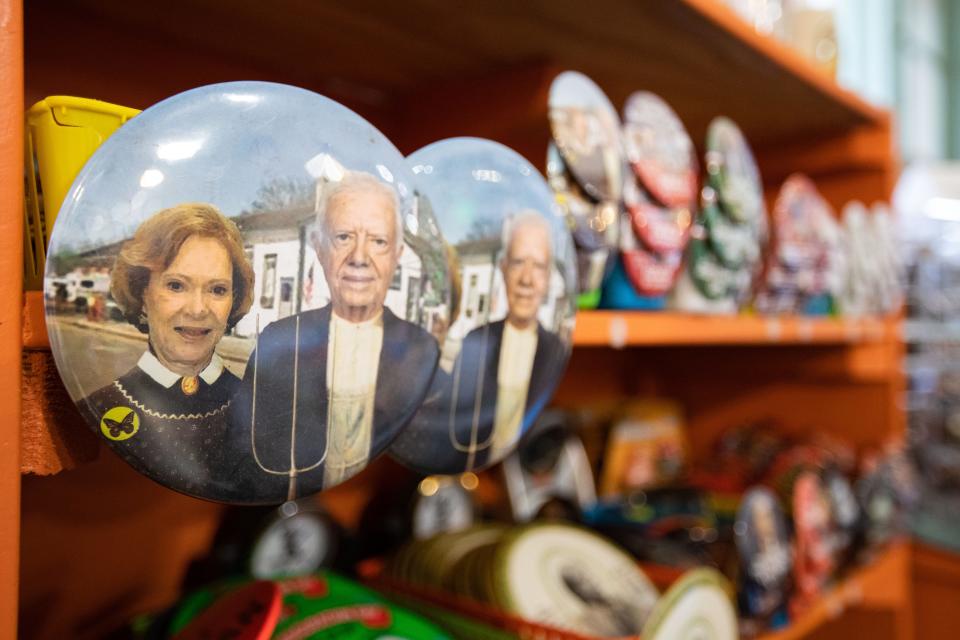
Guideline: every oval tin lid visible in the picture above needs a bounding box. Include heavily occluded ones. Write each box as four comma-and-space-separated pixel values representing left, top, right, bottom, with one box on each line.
701, 188, 761, 270
546, 142, 618, 253
492, 522, 660, 636
390, 137, 577, 475
619, 211, 684, 296
548, 70, 624, 203
792, 470, 836, 597
641, 568, 738, 640
705, 116, 765, 225
734, 487, 792, 592
44, 81, 449, 503
623, 173, 693, 256
771, 174, 832, 273
623, 91, 699, 209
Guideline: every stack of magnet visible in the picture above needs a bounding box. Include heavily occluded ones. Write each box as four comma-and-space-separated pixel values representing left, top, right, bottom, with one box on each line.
672, 117, 768, 314
389, 522, 662, 637
617, 92, 697, 303
547, 71, 623, 309
754, 174, 835, 315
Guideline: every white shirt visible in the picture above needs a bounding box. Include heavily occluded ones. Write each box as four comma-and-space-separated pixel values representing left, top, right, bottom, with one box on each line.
137, 350, 225, 387
491, 321, 538, 458
323, 311, 383, 486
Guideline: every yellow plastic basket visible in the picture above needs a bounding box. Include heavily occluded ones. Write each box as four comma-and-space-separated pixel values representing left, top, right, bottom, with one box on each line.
24, 96, 140, 290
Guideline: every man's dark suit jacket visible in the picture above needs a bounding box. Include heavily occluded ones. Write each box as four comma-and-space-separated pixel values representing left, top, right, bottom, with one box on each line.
391, 318, 568, 474
227, 304, 439, 503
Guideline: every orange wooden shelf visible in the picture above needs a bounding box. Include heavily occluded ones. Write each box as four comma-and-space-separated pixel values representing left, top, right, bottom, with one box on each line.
23, 292, 900, 353
572, 310, 899, 348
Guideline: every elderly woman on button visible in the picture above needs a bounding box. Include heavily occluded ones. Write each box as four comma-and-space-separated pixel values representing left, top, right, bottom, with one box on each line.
81, 203, 254, 499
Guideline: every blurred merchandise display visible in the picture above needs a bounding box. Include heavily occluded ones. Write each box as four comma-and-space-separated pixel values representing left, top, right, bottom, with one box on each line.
672, 117, 766, 314
720, 0, 838, 77
894, 163, 960, 552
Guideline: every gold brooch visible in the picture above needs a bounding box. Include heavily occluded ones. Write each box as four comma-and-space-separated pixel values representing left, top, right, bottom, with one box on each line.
181, 376, 199, 396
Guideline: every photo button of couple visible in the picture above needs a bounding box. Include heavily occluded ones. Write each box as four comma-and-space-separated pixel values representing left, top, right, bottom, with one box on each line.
44, 81, 452, 504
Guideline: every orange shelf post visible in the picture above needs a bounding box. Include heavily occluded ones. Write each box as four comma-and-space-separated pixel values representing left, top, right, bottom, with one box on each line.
0, 0, 23, 637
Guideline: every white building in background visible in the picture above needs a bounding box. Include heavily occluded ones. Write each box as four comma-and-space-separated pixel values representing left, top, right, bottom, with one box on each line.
233, 207, 312, 338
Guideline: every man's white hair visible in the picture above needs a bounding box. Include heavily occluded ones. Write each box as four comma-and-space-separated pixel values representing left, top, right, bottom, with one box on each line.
315, 170, 404, 250
501, 209, 554, 260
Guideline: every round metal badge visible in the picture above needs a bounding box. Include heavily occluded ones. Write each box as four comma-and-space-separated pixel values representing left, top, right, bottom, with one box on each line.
548, 71, 623, 203
705, 117, 765, 225
44, 81, 450, 503
792, 471, 835, 606
545, 143, 617, 299
491, 523, 660, 636
623, 172, 693, 256
641, 568, 738, 640
622, 91, 698, 209
734, 487, 792, 620
701, 188, 761, 270
546, 143, 618, 253
619, 212, 684, 296
389, 138, 577, 475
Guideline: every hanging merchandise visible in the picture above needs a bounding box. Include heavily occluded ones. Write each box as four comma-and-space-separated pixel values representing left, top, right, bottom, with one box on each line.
390, 137, 577, 475
43, 81, 450, 504
547, 70, 624, 308
734, 487, 792, 624
671, 117, 767, 314
502, 409, 597, 523
755, 174, 834, 315
640, 568, 738, 640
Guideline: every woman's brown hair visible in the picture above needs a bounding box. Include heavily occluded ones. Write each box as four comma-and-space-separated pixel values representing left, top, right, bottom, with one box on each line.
111, 203, 254, 333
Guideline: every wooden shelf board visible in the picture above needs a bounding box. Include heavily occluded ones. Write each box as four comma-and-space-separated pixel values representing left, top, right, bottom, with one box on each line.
572, 310, 899, 348
31, 0, 884, 149
24, 294, 899, 353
